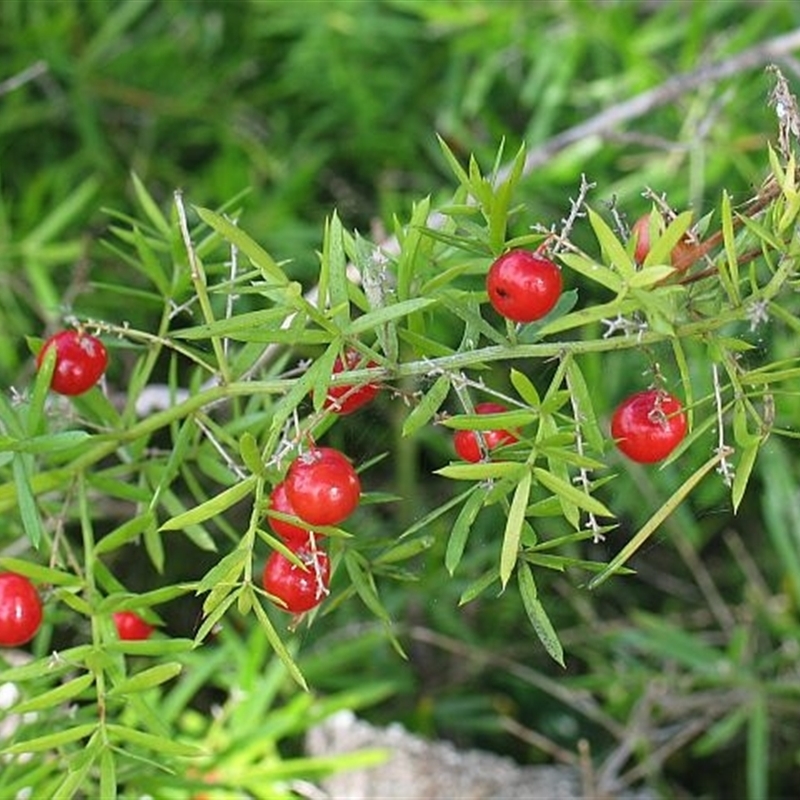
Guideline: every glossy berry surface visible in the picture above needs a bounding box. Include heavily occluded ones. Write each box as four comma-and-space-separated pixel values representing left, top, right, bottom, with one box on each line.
0, 572, 43, 647
267, 481, 321, 547
262, 545, 331, 613
611, 389, 687, 464
37, 330, 108, 396
453, 402, 519, 463
486, 250, 562, 323
113, 611, 154, 641
324, 349, 380, 414
285, 447, 361, 527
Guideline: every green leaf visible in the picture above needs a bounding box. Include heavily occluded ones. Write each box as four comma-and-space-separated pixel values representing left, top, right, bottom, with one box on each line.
251, 598, 307, 690
320, 212, 351, 328
0, 558, 83, 587
344, 551, 392, 624
518, 562, 565, 666
240, 432, 264, 476
500, 470, 532, 588
720, 191, 741, 305
12, 455, 44, 548
345, 297, 436, 336
197, 546, 248, 595
10, 673, 94, 714
195, 206, 288, 285
732, 442, 759, 513
1, 723, 98, 755
131, 171, 171, 238
558, 252, 622, 293
373, 535, 434, 565
94, 512, 157, 555
436, 461, 526, 482
0, 646, 93, 683
402, 374, 451, 438
532, 467, 614, 518
747, 694, 769, 800
587, 207, 635, 280
587, 450, 728, 590
107, 662, 183, 696
106, 723, 205, 757
446, 484, 488, 575
159, 476, 256, 530
99, 748, 117, 800
104, 638, 195, 657
510, 368, 540, 408
564, 358, 604, 454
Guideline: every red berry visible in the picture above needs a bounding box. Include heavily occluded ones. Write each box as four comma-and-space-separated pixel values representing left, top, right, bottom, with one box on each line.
285, 447, 361, 527
113, 610, 155, 641
0, 572, 43, 647
324, 349, 380, 414
486, 250, 562, 323
611, 389, 687, 464
262, 544, 331, 613
37, 330, 108, 396
267, 481, 321, 547
453, 402, 519, 463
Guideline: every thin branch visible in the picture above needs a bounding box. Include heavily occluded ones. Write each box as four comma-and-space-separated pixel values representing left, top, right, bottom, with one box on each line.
497, 27, 800, 182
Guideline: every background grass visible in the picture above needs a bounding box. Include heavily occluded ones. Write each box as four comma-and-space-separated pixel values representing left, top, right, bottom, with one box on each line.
2, 1, 800, 797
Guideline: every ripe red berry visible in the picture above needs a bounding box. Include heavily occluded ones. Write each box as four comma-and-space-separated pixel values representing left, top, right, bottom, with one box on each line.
37, 330, 108, 396
113, 610, 154, 641
453, 402, 519, 463
611, 389, 687, 464
262, 544, 331, 613
266, 481, 321, 547
0, 572, 43, 647
285, 447, 361, 527
486, 250, 562, 323
324, 349, 380, 414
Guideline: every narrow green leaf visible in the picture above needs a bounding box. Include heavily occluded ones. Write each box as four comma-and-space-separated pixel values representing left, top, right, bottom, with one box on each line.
239, 432, 264, 477
0, 558, 83, 587
558, 252, 623, 293
564, 358, 604, 454
99, 748, 117, 800
12, 455, 44, 548
344, 551, 391, 624
1, 723, 98, 755
588, 450, 726, 589
518, 562, 565, 666
345, 297, 436, 336
397, 486, 475, 540
720, 191, 741, 305
374, 535, 434, 565
131, 171, 171, 238
106, 723, 205, 757
533, 467, 614, 518
197, 546, 248, 595
402, 374, 451, 438
459, 567, 500, 606
107, 662, 183, 696
732, 443, 760, 513
587, 208, 635, 279
0, 646, 93, 683
320, 212, 351, 328
105, 638, 195, 657
436, 461, 526, 482
94, 512, 156, 555
159, 476, 256, 531
500, 470, 532, 588
251, 598, 307, 690
445, 484, 488, 575
510, 368, 540, 408
195, 206, 288, 285
11, 673, 94, 714
52, 729, 102, 800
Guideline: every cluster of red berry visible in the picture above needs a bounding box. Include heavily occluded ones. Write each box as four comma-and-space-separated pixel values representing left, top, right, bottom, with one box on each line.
1, 229, 690, 648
